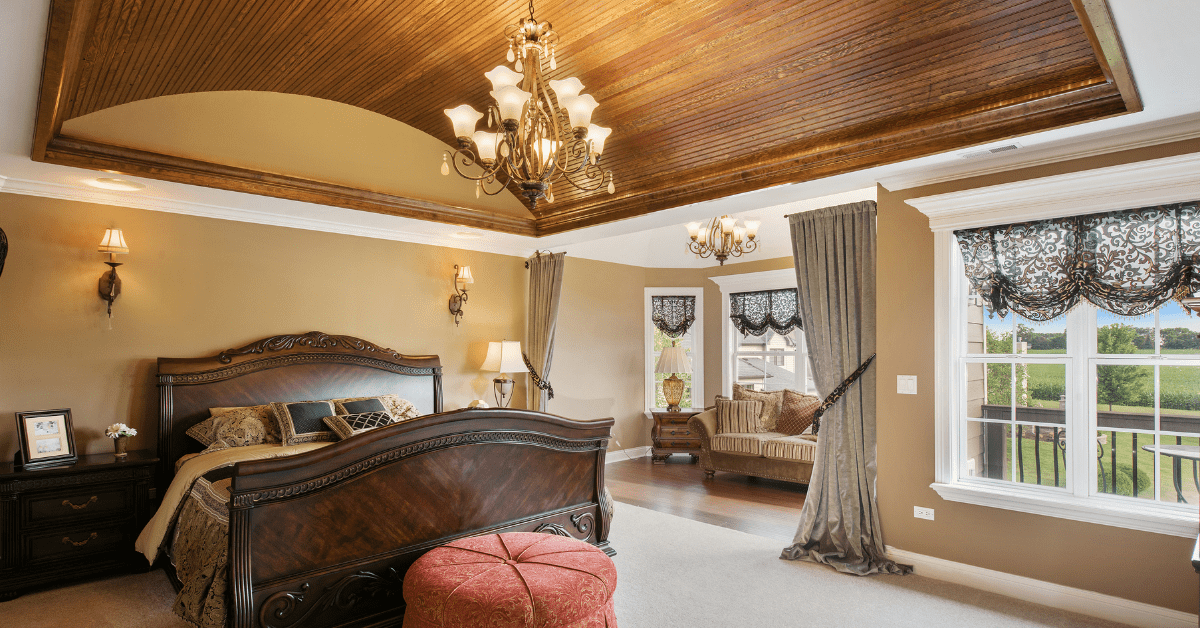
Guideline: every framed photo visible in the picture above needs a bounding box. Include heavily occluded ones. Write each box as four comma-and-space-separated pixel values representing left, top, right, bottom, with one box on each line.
15, 409, 78, 469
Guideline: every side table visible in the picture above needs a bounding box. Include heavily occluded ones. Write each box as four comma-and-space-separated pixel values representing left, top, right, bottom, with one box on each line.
0, 449, 157, 600
650, 410, 702, 464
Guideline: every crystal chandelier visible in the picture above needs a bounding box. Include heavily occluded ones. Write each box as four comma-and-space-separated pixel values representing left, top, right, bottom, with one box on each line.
685, 216, 761, 265
441, 1, 613, 210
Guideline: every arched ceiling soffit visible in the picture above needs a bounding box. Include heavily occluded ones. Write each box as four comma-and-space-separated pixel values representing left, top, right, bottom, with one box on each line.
60, 91, 529, 219
34, 0, 1140, 236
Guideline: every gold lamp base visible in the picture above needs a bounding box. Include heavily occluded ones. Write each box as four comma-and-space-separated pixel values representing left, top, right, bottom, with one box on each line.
662, 374, 685, 412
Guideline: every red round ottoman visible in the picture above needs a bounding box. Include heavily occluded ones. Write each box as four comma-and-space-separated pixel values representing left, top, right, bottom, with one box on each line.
403, 532, 617, 628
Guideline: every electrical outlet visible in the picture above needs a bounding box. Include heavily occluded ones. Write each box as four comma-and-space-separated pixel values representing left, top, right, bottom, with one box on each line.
914, 506, 934, 520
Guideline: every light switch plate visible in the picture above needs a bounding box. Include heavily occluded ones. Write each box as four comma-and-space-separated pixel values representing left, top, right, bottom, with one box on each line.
897, 375, 917, 395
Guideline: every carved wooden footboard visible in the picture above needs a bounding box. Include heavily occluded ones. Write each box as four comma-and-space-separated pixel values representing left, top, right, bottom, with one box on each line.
229, 409, 614, 628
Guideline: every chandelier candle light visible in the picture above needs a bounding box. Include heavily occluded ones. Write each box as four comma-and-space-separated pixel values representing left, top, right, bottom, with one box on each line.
685, 216, 760, 265
441, 1, 614, 209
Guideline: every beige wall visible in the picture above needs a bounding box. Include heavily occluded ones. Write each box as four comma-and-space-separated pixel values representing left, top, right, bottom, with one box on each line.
0, 194, 646, 460
877, 139, 1200, 613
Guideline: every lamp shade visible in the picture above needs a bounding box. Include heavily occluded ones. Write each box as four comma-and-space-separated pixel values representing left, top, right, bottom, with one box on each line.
484, 65, 524, 91
98, 228, 129, 254
472, 131, 501, 161
445, 105, 483, 139
548, 77, 585, 101
491, 86, 531, 122
744, 220, 761, 239
586, 124, 611, 156
654, 345, 692, 374
456, 265, 474, 284
481, 341, 529, 374
559, 94, 599, 129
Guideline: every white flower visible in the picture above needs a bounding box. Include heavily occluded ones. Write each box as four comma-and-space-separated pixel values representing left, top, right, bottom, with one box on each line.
105, 423, 137, 438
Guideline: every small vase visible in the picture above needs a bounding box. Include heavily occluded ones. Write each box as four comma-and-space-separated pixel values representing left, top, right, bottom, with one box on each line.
113, 436, 128, 459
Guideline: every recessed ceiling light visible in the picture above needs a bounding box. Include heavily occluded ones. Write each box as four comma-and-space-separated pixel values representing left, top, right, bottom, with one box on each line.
85, 178, 146, 192
451, 232, 483, 239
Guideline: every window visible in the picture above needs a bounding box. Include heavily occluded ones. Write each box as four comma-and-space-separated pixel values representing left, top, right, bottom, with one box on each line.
711, 269, 817, 397
644, 288, 703, 411
936, 235, 1199, 536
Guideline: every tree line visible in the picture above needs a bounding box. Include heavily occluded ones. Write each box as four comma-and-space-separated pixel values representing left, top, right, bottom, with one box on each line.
1016, 324, 1198, 351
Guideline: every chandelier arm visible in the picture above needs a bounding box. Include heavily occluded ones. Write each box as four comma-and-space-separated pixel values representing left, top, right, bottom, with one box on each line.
446, 149, 504, 182
559, 168, 610, 193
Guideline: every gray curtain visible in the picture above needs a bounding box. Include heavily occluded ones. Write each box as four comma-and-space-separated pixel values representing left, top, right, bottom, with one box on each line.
780, 201, 909, 576
527, 252, 566, 411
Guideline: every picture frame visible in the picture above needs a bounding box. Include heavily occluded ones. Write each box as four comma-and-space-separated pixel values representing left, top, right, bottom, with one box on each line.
15, 409, 78, 469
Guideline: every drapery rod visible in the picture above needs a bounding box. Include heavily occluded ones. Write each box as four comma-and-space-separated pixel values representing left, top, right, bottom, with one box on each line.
525, 250, 563, 269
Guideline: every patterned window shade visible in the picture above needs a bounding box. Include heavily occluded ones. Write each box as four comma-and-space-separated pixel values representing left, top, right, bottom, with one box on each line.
651, 296, 696, 338
954, 201, 1200, 322
729, 289, 802, 336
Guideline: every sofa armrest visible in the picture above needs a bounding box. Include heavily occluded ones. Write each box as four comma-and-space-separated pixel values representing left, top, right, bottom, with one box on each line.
688, 410, 717, 451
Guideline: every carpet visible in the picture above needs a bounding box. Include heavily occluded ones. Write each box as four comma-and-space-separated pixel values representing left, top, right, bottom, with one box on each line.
0, 502, 1133, 627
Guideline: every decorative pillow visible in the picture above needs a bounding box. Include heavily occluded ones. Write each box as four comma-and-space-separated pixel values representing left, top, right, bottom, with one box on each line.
186, 404, 281, 447
732, 384, 784, 432
322, 411, 396, 440
715, 399, 764, 434
333, 395, 419, 422
270, 401, 339, 445
776, 389, 822, 436
199, 414, 269, 454
336, 398, 390, 416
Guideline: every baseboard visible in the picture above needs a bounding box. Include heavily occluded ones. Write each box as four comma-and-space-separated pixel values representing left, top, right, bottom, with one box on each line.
885, 546, 1197, 628
606, 446, 650, 463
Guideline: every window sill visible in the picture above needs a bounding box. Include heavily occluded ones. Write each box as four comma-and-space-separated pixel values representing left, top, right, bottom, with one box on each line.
931, 481, 1199, 538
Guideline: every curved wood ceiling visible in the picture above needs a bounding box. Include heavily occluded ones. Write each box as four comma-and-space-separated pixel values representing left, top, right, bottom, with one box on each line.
33, 0, 1139, 235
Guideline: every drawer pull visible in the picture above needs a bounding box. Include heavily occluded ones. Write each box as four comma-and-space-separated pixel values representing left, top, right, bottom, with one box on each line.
62, 496, 98, 510
62, 532, 98, 547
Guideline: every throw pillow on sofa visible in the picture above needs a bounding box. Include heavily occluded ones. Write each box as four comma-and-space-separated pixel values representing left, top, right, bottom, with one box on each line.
716, 398, 764, 434
777, 389, 821, 435
733, 384, 784, 432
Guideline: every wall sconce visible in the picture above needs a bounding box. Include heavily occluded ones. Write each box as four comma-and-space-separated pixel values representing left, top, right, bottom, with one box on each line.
481, 340, 529, 408
449, 265, 473, 326
97, 228, 129, 319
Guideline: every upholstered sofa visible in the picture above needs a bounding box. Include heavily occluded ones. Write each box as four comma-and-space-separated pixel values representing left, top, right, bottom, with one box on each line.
688, 409, 816, 486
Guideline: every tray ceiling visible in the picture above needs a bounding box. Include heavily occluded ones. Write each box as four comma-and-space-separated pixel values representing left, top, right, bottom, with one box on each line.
32, 0, 1139, 236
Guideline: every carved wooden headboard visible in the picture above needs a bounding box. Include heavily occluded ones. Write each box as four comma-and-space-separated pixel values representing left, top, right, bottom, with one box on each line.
156, 331, 442, 489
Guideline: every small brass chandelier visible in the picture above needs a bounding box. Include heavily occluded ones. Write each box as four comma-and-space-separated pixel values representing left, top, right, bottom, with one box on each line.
685, 216, 761, 265
441, 1, 614, 209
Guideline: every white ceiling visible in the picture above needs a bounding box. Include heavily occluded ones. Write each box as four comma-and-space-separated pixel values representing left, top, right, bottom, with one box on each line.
1, 0, 1198, 268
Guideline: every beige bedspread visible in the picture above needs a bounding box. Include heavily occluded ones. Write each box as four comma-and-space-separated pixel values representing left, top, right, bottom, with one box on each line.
135, 443, 329, 627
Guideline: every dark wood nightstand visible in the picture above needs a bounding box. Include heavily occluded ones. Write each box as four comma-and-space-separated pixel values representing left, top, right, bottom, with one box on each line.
650, 410, 702, 463
0, 449, 157, 600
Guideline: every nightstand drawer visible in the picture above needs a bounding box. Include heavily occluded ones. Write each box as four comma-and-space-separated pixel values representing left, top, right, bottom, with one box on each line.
660, 426, 695, 438
25, 485, 133, 525
660, 439, 700, 449
25, 524, 128, 564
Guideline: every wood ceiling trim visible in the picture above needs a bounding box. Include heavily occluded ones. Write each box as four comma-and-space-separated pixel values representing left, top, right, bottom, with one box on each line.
43, 136, 538, 236
1070, 0, 1142, 114
31, 0, 101, 161
533, 82, 1127, 235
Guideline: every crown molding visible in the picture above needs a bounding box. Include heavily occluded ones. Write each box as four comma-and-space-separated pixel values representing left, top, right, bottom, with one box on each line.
0, 176, 540, 258
709, 268, 797, 294
879, 114, 1200, 192
907, 151, 1200, 232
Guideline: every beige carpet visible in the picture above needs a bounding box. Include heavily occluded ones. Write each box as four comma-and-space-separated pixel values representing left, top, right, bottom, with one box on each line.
0, 503, 1136, 627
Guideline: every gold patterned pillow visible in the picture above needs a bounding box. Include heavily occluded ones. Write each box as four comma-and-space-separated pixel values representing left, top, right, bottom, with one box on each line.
716, 399, 764, 434
207, 405, 282, 444
733, 384, 784, 432
776, 389, 821, 436
186, 405, 281, 447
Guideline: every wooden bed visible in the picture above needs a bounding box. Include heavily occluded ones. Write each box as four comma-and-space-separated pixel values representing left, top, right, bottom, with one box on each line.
155, 331, 615, 628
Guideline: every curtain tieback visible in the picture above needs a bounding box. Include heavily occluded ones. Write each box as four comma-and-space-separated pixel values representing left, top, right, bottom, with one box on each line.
522, 353, 555, 400
811, 353, 876, 435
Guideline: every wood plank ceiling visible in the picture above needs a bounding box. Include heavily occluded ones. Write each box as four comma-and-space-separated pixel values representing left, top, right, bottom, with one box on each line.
32, 0, 1140, 236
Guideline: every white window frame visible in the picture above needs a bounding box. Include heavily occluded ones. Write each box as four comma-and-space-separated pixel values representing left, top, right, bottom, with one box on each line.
644, 287, 704, 412
710, 269, 815, 397
910, 152, 1200, 538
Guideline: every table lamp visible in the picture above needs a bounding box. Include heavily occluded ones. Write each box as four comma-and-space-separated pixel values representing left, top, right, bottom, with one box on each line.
655, 342, 692, 412
481, 340, 529, 408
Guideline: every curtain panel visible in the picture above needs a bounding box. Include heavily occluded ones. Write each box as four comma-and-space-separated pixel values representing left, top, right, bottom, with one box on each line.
729, 289, 802, 337
781, 200, 909, 576
651, 296, 696, 338
954, 201, 1200, 322
527, 252, 566, 412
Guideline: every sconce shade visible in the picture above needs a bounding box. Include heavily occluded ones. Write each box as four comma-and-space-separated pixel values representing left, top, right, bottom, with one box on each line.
444, 105, 483, 139
491, 86, 532, 122
456, 265, 475, 284
485, 65, 524, 91
548, 77, 585, 101
654, 345, 692, 374
481, 341, 529, 374
98, 228, 129, 254
587, 125, 611, 156
559, 93, 599, 129
472, 131, 501, 161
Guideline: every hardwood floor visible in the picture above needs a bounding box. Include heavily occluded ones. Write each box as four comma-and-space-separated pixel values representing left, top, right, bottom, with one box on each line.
606, 453, 807, 543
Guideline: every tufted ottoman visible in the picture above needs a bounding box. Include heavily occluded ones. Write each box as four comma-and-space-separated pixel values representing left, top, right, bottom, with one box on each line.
402, 532, 617, 628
